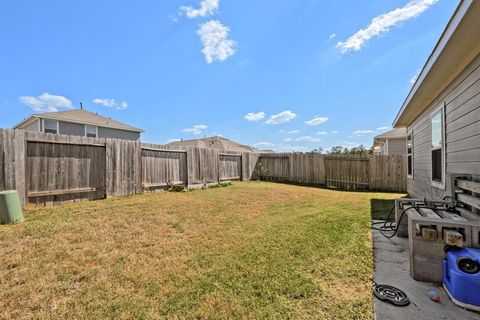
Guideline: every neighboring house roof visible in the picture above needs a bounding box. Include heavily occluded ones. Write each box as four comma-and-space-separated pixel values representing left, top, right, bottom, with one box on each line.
14, 109, 144, 133
373, 128, 406, 148
166, 136, 266, 153
393, 0, 480, 127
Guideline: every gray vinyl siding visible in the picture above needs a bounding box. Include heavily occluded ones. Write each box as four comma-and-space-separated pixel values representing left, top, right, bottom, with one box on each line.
387, 138, 406, 155
22, 119, 39, 131
59, 121, 85, 136
97, 127, 140, 141
408, 52, 480, 199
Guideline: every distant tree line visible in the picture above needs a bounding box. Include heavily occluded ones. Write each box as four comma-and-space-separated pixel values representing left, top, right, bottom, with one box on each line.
309, 145, 373, 155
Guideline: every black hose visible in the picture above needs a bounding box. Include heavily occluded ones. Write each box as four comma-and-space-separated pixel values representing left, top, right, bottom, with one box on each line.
372, 205, 429, 239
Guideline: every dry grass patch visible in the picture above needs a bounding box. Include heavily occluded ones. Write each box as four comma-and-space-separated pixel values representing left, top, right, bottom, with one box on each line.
0, 182, 403, 319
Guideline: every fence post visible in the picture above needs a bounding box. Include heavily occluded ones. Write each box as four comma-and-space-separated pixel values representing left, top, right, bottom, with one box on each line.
217, 150, 221, 184
288, 153, 294, 181
134, 141, 142, 194
14, 130, 26, 207
105, 138, 112, 197
241, 153, 250, 181
186, 147, 195, 188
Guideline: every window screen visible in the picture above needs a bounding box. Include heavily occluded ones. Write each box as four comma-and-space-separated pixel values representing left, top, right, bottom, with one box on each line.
43, 119, 58, 134
431, 110, 443, 183
85, 125, 97, 138
407, 134, 413, 177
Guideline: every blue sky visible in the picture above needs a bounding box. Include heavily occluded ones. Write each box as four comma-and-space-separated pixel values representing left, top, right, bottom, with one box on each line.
0, 0, 459, 151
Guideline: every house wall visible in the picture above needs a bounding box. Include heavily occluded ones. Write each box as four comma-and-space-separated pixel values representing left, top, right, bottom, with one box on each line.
98, 127, 140, 141
387, 138, 406, 155
59, 121, 85, 136
408, 52, 480, 198
22, 119, 39, 131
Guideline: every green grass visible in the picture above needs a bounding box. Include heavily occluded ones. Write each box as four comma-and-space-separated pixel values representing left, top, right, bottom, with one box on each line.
370, 199, 396, 221
0, 182, 404, 319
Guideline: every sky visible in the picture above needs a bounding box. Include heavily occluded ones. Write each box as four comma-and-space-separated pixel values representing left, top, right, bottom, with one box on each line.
0, 0, 459, 152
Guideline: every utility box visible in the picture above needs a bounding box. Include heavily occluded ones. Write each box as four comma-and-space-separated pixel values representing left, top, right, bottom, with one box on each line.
0, 190, 24, 224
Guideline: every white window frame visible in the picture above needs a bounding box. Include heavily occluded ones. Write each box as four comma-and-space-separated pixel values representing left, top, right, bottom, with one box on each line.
84, 124, 98, 138
41, 119, 59, 134
430, 103, 446, 190
406, 129, 414, 179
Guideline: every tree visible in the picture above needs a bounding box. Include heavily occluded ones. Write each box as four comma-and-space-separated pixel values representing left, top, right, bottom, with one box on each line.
309, 147, 324, 154
327, 145, 373, 155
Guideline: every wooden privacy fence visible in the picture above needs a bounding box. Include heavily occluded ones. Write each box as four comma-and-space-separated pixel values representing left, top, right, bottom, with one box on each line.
0, 128, 406, 208
324, 156, 369, 190
0, 129, 259, 207
257, 153, 407, 192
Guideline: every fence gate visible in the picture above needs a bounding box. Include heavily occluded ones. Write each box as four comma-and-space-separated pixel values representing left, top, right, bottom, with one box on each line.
324, 157, 370, 190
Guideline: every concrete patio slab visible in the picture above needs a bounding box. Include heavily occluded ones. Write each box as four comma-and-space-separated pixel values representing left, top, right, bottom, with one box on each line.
372, 223, 479, 320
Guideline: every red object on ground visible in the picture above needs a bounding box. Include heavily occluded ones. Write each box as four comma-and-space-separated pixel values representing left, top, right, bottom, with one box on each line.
427, 290, 441, 302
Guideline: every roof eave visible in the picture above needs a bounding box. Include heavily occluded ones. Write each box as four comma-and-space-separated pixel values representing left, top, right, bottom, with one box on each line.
34, 114, 144, 133
393, 0, 477, 127
13, 115, 38, 129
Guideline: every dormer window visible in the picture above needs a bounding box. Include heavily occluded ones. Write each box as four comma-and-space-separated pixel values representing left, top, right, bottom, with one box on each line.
85, 125, 98, 138
42, 119, 58, 134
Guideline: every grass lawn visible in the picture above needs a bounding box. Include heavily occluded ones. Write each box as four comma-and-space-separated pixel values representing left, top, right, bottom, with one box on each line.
0, 182, 403, 319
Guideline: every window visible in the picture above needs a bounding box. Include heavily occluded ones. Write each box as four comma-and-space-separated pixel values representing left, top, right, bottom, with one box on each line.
407, 132, 413, 178
431, 105, 445, 188
85, 125, 97, 138
43, 119, 58, 134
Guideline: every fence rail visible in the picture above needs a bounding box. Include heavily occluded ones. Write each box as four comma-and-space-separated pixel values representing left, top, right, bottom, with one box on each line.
0, 129, 406, 208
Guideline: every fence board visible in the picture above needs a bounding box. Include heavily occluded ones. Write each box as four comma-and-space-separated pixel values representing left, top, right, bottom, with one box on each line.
141, 148, 188, 189
219, 154, 242, 181
257, 154, 290, 181
26, 141, 106, 205
258, 153, 406, 192
106, 139, 140, 197
0, 129, 6, 191
325, 156, 370, 190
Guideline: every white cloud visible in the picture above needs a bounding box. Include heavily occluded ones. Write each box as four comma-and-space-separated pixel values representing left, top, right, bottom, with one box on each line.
329, 33, 336, 40
296, 136, 322, 143
278, 144, 310, 152
180, 0, 220, 19
410, 69, 421, 84
305, 116, 329, 126
377, 126, 390, 131
197, 20, 236, 64
353, 130, 376, 136
337, 0, 438, 54
244, 111, 265, 122
254, 141, 275, 148
287, 130, 300, 134
166, 138, 181, 143
341, 141, 364, 148
331, 130, 339, 134
266, 110, 297, 125
93, 98, 128, 110
19, 92, 73, 112
284, 138, 293, 142
317, 131, 328, 135
182, 124, 208, 135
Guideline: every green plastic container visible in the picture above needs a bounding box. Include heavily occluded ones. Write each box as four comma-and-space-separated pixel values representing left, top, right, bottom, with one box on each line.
0, 190, 24, 224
